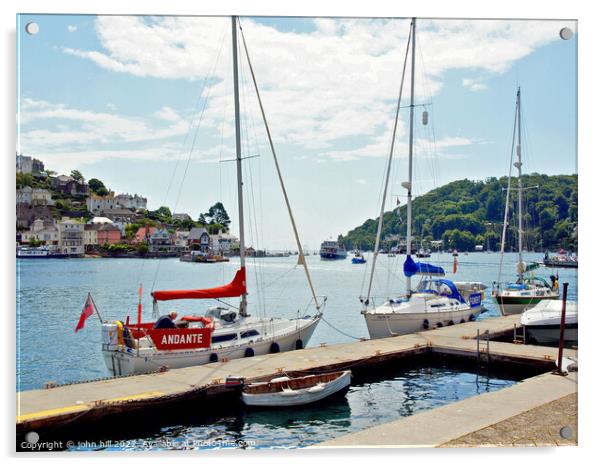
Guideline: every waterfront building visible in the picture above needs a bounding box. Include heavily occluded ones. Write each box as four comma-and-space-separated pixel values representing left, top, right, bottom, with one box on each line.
209, 230, 239, 255
20, 218, 59, 245
174, 230, 190, 250
188, 227, 210, 252
83, 224, 98, 248
148, 228, 178, 253
58, 218, 85, 256
134, 226, 157, 244
95, 224, 122, 246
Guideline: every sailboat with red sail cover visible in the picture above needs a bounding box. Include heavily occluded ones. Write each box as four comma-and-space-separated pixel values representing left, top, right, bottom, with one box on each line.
100, 17, 324, 376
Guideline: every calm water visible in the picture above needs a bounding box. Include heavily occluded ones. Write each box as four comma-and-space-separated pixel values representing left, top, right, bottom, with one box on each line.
16, 251, 577, 392
16, 252, 576, 449
68, 364, 520, 450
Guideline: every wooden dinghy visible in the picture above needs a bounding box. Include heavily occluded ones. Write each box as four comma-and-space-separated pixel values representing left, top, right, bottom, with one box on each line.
241, 370, 351, 407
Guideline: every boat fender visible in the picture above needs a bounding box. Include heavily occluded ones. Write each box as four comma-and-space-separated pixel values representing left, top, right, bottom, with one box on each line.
269, 342, 280, 353
209, 353, 218, 363
295, 339, 304, 350
469, 314, 476, 322
447, 321, 454, 326
436, 322, 443, 328
460, 319, 465, 324
115, 321, 125, 347
244, 347, 255, 358
422, 319, 429, 330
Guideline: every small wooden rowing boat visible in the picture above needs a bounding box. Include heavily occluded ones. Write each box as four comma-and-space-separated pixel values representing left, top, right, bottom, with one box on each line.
241, 370, 351, 407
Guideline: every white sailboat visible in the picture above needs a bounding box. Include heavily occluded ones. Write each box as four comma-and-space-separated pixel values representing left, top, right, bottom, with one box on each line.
492, 88, 559, 315
100, 17, 324, 376
361, 18, 486, 340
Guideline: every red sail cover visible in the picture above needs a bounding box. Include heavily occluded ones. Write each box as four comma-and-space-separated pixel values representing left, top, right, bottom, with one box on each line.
151, 267, 246, 301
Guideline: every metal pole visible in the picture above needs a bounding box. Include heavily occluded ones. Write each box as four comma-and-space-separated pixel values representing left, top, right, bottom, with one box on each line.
555, 282, 569, 375
405, 17, 416, 295
232, 15, 248, 317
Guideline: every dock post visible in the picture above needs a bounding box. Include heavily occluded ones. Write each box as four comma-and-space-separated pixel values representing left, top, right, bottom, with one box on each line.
486, 330, 490, 367
554, 283, 569, 376
476, 329, 480, 371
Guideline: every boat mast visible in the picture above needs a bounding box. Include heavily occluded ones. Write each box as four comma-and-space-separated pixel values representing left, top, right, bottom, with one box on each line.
232, 16, 248, 316
405, 17, 417, 295
516, 87, 524, 283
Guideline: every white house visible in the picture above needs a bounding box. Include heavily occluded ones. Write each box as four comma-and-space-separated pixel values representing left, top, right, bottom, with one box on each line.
114, 193, 147, 211
58, 218, 85, 256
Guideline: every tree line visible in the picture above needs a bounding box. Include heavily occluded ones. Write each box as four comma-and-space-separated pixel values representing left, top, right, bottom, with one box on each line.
339, 174, 577, 252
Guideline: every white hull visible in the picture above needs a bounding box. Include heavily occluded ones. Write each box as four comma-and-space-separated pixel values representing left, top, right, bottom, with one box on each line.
102, 315, 321, 377
363, 305, 479, 339
524, 326, 577, 345
242, 371, 351, 407
494, 293, 559, 316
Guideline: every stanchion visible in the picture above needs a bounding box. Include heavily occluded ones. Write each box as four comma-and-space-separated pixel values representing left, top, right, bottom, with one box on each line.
553, 282, 569, 376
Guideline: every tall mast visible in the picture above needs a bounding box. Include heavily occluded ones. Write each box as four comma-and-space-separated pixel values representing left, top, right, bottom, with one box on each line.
515, 87, 524, 283
232, 16, 248, 316
405, 17, 416, 295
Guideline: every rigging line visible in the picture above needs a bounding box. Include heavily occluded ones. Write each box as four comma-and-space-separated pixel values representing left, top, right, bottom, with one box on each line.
497, 96, 519, 285
320, 315, 364, 341
240, 59, 267, 320
237, 19, 321, 311
151, 30, 228, 292
365, 19, 412, 305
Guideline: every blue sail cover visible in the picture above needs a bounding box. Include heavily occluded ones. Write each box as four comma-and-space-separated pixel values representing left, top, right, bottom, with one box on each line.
403, 255, 445, 277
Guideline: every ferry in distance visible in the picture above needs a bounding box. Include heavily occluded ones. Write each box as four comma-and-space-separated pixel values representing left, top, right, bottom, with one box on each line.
319, 240, 347, 260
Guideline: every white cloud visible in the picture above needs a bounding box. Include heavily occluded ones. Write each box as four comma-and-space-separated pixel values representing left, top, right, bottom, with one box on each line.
52, 17, 564, 164
152, 106, 181, 122
462, 78, 487, 92
67, 25, 77, 33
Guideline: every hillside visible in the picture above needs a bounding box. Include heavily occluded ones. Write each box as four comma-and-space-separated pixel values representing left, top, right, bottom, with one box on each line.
339, 174, 577, 252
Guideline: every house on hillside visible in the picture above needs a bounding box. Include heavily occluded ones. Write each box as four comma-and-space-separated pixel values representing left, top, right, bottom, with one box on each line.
188, 227, 210, 252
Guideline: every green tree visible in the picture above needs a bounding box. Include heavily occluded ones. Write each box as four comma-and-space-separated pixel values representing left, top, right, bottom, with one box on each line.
70, 170, 84, 182
204, 202, 231, 228
88, 178, 109, 196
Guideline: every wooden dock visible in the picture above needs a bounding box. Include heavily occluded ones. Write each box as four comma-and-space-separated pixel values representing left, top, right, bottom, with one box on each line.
16, 314, 576, 437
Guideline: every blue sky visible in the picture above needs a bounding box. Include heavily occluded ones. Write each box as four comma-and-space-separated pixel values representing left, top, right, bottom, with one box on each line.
17, 14, 577, 249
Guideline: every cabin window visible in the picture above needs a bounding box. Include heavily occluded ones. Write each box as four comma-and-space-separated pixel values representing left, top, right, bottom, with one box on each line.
211, 333, 238, 343
240, 330, 260, 339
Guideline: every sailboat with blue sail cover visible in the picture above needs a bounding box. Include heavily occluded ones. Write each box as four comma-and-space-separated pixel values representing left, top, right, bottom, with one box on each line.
361, 18, 486, 339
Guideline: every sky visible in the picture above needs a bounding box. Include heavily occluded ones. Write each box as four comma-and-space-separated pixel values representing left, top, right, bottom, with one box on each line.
16, 14, 577, 249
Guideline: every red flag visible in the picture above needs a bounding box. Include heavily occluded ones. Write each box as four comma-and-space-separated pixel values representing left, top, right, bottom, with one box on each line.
453, 256, 458, 274
75, 294, 95, 333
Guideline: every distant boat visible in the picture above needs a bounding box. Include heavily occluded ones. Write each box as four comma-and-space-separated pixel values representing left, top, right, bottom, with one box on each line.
416, 248, 431, 258
543, 250, 578, 269
520, 300, 577, 345
17, 246, 68, 259
319, 240, 347, 260
180, 251, 229, 263
241, 370, 351, 407
351, 251, 366, 264
492, 88, 559, 315
452, 249, 459, 257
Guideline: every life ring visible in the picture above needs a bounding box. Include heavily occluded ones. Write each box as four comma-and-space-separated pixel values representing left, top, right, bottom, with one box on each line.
181, 315, 214, 329
244, 347, 255, 358
209, 353, 219, 363
422, 319, 429, 330
295, 339, 304, 350
269, 342, 280, 353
